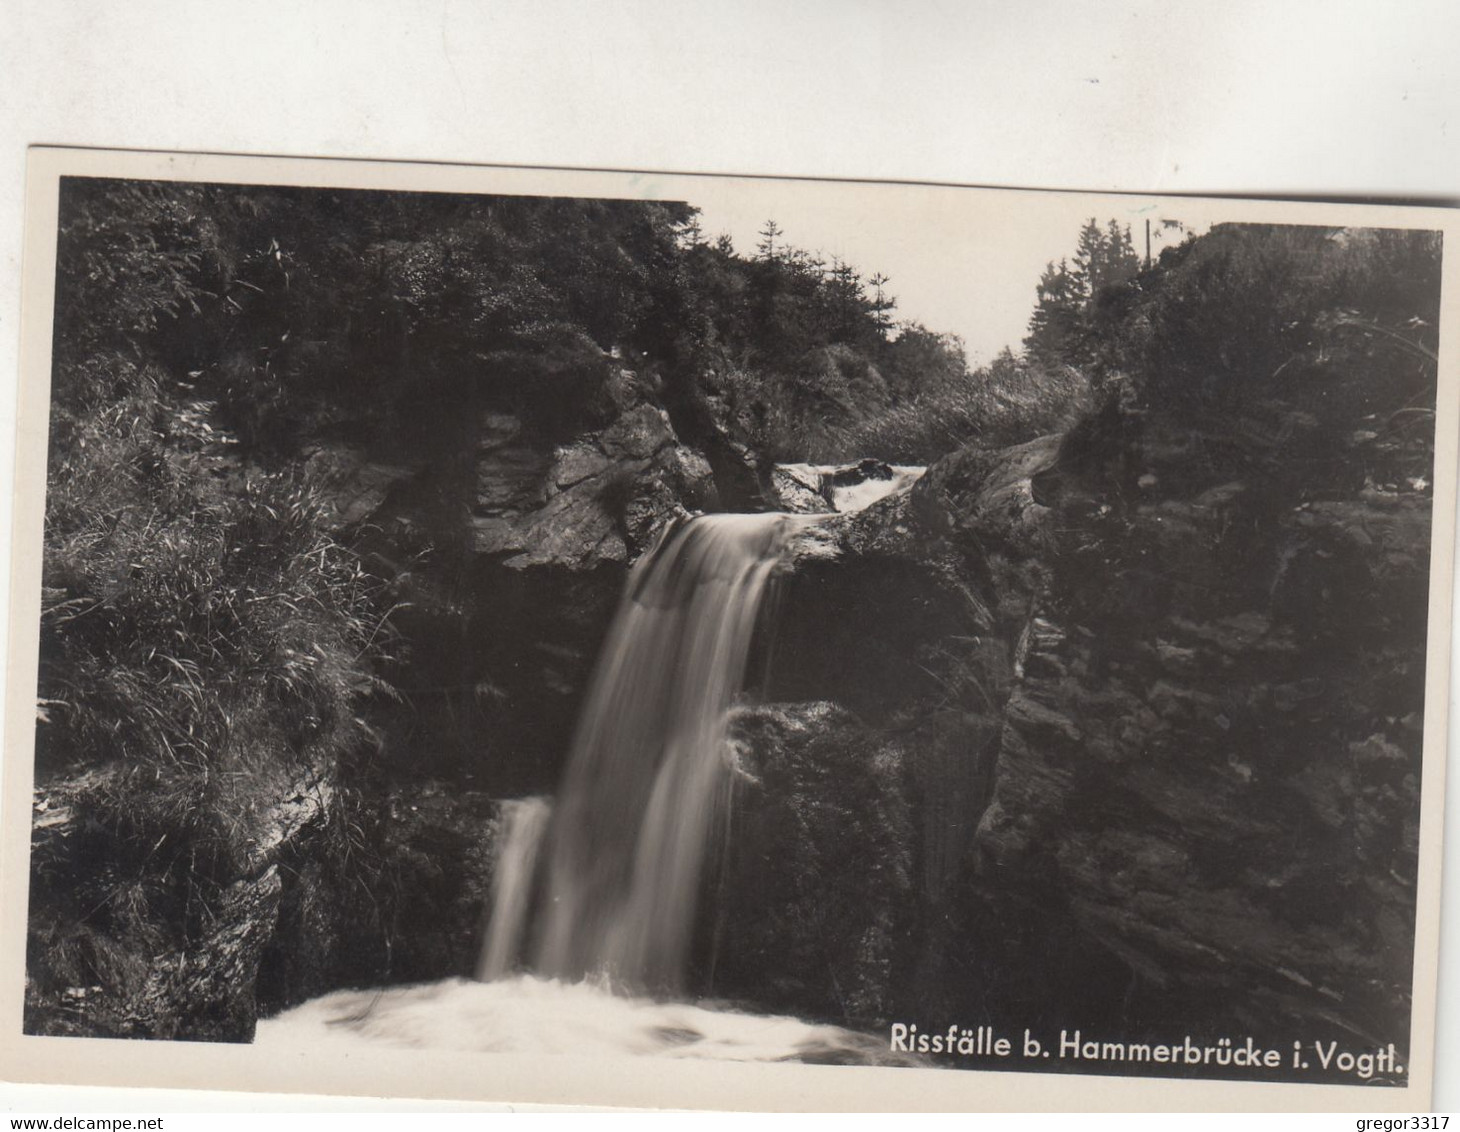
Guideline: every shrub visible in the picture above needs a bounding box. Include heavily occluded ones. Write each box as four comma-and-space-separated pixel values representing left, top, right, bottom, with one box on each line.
810, 350, 1091, 464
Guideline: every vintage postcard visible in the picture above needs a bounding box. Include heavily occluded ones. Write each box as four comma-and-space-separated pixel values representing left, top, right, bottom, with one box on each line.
1, 148, 1453, 1111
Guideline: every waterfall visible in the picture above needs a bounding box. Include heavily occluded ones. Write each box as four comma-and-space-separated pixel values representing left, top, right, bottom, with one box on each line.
476, 796, 552, 982
479, 513, 810, 992
260, 508, 915, 1067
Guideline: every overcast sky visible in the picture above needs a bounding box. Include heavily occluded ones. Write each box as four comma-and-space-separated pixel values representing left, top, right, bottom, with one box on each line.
693, 182, 1195, 365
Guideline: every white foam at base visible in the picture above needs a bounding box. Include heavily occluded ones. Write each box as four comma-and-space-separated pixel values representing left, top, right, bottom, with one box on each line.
256, 975, 896, 1064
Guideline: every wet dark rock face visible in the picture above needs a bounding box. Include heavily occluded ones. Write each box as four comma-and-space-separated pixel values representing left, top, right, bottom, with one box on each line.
712, 378, 1428, 1065
964, 405, 1428, 1050
330, 783, 509, 988
703, 701, 914, 1024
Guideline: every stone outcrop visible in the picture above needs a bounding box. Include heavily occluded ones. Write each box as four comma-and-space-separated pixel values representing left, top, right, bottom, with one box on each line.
769, 463, 834, 514
470, 403, 717, 570
715, 382, 1427, 1069
301, 358, 727, 789
704, 701, 914, 1024
27, 761, 334, 1041
309, 366, 720, 577
963, 406, 1428, 1053
717, 436, 1052, 1028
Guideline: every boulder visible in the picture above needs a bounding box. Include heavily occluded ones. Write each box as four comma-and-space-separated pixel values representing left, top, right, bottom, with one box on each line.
769, 464, 834, 514
25, 761, 334, 1041
469, 403, 717, 571
706, 701, 913, 1025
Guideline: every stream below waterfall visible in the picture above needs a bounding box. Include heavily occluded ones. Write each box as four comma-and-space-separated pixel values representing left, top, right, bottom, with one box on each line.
256, 975, 909, 1064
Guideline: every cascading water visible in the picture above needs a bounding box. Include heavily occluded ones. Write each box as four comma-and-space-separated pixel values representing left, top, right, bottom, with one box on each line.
485, 512, 810, 990
476, 796, 552, 982
257, 510, 912, 1065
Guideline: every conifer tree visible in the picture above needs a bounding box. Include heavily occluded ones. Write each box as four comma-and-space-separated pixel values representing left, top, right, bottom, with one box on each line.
1071, 218, 1105, 302
757, 219, 784, 262
868, 272, 896, 339
1024, 257, 1083, 361
676, 213, 705, 248
1102, 220, 1141, 288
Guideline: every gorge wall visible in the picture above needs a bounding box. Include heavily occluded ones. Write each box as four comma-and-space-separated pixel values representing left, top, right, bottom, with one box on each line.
706, 365, 1431, 1075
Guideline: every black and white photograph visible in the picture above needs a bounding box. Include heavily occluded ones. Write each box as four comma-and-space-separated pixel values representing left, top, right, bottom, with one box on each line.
0, 150, 1453, 1112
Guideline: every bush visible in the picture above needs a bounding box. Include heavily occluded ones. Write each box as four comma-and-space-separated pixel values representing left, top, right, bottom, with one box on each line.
812, 350, 1091, 464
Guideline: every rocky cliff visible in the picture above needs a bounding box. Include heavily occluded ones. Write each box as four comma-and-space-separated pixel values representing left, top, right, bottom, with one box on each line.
708, 357, 1430, 1080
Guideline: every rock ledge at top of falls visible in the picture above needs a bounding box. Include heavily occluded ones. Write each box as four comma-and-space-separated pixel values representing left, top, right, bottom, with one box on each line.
778, 434, 1063, 642
305, 377, 720, 574
470, 403, 717, 570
